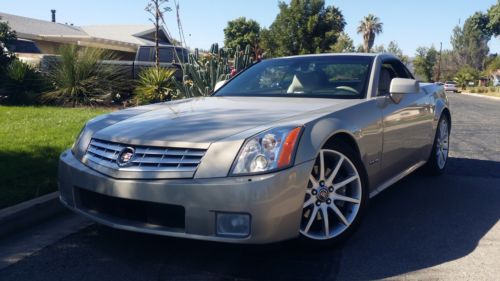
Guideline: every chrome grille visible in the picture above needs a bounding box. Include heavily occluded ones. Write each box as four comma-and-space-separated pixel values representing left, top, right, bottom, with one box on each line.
85, 138, 206, 172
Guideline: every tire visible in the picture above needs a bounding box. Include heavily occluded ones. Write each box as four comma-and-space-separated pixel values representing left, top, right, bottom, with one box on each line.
425, 115, 450, 175
298, 142, 369, 247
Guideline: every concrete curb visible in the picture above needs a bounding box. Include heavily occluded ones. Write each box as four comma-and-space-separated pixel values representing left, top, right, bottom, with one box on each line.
0, 192, 68, 238
461, 92, 500, 101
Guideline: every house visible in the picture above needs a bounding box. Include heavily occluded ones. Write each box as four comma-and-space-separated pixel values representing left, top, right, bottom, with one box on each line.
0, 11, 173, 60
492, 70, 500, 86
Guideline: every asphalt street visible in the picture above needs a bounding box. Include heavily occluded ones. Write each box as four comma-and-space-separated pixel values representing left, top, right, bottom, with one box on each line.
0, 93, 499, 281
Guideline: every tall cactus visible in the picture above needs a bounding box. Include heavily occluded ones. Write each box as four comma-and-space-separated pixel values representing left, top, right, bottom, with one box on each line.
173, 43, 254, 98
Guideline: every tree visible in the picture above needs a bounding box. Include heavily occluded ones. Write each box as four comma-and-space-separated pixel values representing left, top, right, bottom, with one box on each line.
439, 50, 460, 81
330, 32, 354, 53
145, 0, 171, 69
357, 14, 383, 53
0, 16, 17, 67
488, 0, 500, 37
387, 41, 409, 65
451, 12, 491, 71
224, 17, 260, 52
454, 65, 480, 89
372, 44, 385, 53
413, 46, 438, 82
260, 0, 345, 57
486, 55, 500, 74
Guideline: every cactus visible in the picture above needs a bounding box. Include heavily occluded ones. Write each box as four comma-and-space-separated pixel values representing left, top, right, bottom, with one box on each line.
173, 43, 254, 98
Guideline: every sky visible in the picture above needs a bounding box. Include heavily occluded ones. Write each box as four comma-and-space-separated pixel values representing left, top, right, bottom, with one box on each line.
1, 0, 499, 56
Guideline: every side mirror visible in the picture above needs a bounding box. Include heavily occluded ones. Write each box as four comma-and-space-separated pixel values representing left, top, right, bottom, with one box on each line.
390, 78, 420, 94
214, 80, 227, 92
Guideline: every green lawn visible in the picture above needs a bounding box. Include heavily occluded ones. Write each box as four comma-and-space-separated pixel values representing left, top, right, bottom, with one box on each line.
0, 106, 111, 209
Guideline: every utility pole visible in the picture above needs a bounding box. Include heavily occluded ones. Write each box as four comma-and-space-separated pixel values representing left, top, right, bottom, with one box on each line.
437, 42, 442, 82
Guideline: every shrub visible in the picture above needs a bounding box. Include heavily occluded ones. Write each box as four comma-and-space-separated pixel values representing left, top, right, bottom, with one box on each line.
134, 67, 177, 104
43, 45, 128, 107
172, 43, 253, 98
0, 59, 49, 105
454, 65, 480, 89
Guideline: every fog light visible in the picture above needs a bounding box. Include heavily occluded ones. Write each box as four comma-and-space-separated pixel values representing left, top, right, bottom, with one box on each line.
216, 213, 250, 237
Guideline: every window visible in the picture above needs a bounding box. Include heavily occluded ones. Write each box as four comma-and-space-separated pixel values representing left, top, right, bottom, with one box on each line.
6, 40, 41, 54
137, 47, 151, 62
158, 47, 174, 63
216, 56, 374, 99
378, 59, 414, 96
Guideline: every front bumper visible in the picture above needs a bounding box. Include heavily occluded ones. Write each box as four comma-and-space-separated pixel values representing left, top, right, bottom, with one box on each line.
58, 150, 314, 244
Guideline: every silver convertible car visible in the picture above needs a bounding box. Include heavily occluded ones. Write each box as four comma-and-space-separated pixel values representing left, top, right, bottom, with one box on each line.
59, 53, 451, 245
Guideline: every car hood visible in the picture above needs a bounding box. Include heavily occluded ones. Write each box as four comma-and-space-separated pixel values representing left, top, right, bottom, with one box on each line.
93, 96, 352, 147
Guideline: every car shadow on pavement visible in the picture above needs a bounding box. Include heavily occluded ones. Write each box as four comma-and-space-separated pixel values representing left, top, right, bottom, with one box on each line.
1, 157, 498, 281
336, 157, 500, 280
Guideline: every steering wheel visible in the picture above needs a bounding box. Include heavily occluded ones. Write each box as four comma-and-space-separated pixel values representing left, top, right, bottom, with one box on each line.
335, 86, 359, 95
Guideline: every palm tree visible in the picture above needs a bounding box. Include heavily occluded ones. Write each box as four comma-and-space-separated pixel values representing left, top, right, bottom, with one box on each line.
357, 14, 383, 53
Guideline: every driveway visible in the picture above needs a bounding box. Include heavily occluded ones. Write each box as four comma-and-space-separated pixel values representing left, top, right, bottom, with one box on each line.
0, 93, 499, 281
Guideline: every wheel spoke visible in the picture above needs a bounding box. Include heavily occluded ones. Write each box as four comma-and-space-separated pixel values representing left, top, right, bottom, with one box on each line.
321, 206, 329, 236
333, 194, 360, 204
303, 197, 316, 208
319, 151, 325, 181
304, 206, 319, 233
330, 204, 349, 226
326, 155, 344, 186
333, 175, 359, 191
309, 175, 318, 188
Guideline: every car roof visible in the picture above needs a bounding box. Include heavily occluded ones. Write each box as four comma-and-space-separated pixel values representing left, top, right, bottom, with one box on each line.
269, 52, 398, 61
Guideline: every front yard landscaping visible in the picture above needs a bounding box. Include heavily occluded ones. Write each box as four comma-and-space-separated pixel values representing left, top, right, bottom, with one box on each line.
0, 106, 111, 209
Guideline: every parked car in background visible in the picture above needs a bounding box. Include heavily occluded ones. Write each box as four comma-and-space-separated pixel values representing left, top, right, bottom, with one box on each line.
103, 44, 189, 80
59, 53, 451, 246
444, 81, 459, 93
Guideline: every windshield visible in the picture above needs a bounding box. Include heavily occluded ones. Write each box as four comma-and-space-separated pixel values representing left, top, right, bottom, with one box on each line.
216, 55, 374, 99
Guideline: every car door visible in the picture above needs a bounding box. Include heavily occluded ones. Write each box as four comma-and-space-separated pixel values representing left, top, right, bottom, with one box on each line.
377, 59, 433, 182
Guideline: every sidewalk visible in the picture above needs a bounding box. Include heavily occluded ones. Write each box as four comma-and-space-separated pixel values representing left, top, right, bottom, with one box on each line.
460, 92, 500, 101
0, 192, 67, 238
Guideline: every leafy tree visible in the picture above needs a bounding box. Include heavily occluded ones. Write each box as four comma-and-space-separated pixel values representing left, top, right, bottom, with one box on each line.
371, 44, 385, 53
0, 16, 17, 67
487, 0, 500, 37
486, 55, 500, 74
454, 65, 480, 89
451, 12, 490, 70
330, 32, 354, 53
260, 0, 345, 57
413, 46, 438, 82
224, 17, 260, 52
387, 41, 409, 65
439, 50, 461, 81
355, 44, 365, 53
357, 14, 383, 53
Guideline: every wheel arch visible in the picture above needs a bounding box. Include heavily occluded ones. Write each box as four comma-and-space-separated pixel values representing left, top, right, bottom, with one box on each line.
434, 96, 451, 131
322, 132, 361, 158
440, 107, 451, 130
295, 118, 369, 188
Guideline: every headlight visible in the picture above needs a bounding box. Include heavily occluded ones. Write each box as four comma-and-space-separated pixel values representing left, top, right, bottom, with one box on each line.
232, 126, 302, 175
71, 125, 86, 155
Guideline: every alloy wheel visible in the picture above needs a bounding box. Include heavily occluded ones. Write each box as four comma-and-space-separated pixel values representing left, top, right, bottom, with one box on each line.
300, 149, 362, 240
436, 118, 449, 169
